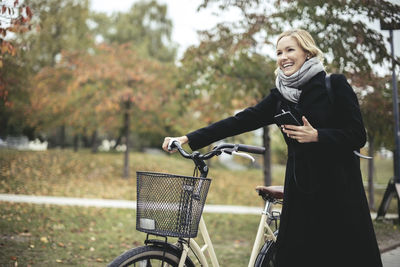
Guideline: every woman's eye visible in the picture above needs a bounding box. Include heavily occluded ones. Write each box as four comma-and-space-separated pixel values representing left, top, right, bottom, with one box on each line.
277, 52, 282, 56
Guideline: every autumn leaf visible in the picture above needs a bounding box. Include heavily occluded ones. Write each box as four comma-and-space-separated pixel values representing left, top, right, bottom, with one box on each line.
40, 236, 49, 243
25, 6, 32, 18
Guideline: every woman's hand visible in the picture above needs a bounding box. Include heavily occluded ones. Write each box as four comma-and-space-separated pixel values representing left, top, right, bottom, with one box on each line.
282, 116, 318, 143
162, 136, 189, 152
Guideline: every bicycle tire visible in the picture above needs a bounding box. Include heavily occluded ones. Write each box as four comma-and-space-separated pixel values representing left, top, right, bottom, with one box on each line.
107, 245, 195, 267
254, 232, 278, 267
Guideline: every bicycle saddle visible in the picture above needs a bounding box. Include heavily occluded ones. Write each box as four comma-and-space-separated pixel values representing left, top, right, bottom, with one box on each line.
255, 185, 284, 200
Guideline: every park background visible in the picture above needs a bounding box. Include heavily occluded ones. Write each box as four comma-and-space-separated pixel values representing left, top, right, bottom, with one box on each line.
1, 0, 400, 266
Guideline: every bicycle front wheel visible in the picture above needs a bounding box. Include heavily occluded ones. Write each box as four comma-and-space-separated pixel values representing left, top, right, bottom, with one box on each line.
108, 245, 195, 267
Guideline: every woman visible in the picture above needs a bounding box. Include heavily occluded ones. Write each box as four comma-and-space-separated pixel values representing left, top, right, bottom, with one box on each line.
162, 29, 382, 267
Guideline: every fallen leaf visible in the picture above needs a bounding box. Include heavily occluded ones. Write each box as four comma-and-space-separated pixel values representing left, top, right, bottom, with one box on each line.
19, 232, 31, 237
40, 237, 49, 243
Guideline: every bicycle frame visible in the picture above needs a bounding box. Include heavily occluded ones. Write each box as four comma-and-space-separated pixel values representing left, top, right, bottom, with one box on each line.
248, 200, 277, 267
165, 142, 278, 266
176, 199, 278, 267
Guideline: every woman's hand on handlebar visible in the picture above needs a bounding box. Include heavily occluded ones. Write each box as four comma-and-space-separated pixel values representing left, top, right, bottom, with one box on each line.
162, 136, 189, 153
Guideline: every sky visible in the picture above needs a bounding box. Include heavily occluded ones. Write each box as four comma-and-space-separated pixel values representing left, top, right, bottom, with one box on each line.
90, 0, 400, 67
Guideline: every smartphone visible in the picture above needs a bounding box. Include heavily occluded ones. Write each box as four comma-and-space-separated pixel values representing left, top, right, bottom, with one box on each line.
274, 110, 302, 126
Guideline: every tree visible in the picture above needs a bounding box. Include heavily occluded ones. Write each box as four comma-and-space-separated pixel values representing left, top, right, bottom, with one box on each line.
0, 0, 33, 138
200, 0, 400, 76
0, 52, 33, 138
0, 0, 33, 68
178, 23, 277, 185
28, 43, 177, 176
360, 76, 395, 209
89, 0, 177, 62
23, 0, 92, 68
0, 0, 91, 140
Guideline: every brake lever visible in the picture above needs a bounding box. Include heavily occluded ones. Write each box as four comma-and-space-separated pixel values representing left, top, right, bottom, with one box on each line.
232, 151, 255, 162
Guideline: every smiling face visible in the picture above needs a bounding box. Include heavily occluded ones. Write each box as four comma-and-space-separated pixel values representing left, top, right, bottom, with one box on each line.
276, 36, 308, 76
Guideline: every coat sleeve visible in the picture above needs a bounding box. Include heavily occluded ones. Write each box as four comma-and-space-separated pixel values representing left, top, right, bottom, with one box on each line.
317, 74, 366, 150
187, 93, 278, 151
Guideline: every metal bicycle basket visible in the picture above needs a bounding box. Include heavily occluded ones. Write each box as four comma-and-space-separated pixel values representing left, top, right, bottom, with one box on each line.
136, 171, 211, 238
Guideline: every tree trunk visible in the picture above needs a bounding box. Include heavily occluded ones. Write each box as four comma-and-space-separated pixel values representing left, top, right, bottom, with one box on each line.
59, 125, 66, 149
368, 135, 375, 210
73, 134, 79, 152
263, 126, 272, 186
91, 130, 98, 153
82, 129, 90, 148
123, 101, 131, 179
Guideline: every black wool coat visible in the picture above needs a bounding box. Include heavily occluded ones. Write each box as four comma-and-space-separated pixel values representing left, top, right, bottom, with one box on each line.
186, 71, 382, 267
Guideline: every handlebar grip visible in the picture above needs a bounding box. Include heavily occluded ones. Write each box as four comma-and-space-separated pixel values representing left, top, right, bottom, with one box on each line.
237, 144, 265, 154
167, 139, 178, 151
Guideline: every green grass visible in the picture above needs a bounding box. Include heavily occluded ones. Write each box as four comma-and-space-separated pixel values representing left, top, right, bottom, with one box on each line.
0, 202, 262, 266
359, 154, 398, 212
360, 153, 394, 185
1, 202, 398, 267
0, 148, 394, 209
0, 149, 399, 266
0, 149, 284, 206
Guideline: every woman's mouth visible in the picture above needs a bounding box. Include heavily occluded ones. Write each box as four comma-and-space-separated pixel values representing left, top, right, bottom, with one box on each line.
282, 62, 294, 69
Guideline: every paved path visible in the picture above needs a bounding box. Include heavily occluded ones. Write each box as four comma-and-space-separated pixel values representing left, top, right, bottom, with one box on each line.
381, 246, 400, 267
0, 193, 263, 214
1, 193, 398, 218
1, 193, 399, 266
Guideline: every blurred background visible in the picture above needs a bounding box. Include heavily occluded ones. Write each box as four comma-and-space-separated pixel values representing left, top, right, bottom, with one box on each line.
2, 0, 400, 199
1, 0, 400, 265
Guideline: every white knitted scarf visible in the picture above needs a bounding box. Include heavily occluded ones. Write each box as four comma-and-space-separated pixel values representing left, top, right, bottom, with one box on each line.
275, 57, 324, 103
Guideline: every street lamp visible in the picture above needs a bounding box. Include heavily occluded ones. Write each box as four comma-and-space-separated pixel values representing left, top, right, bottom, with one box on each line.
377, 18, 400, 219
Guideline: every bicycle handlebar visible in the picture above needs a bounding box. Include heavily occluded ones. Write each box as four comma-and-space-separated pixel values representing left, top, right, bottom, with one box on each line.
169, 140, 265, 160
233, 144, 266, 155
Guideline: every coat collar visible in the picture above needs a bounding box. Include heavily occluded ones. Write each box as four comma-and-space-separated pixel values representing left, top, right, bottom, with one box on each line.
297, 71, 326, 108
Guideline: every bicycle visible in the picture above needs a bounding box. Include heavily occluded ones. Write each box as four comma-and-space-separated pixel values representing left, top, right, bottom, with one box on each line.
108, 141, 284, 267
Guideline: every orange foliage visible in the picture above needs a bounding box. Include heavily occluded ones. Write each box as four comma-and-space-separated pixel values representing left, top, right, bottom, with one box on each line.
29, 43, 177, 137
1, 0, 33, 105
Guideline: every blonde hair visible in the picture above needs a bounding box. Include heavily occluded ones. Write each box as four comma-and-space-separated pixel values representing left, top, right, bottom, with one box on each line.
276, 29, 324, 62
